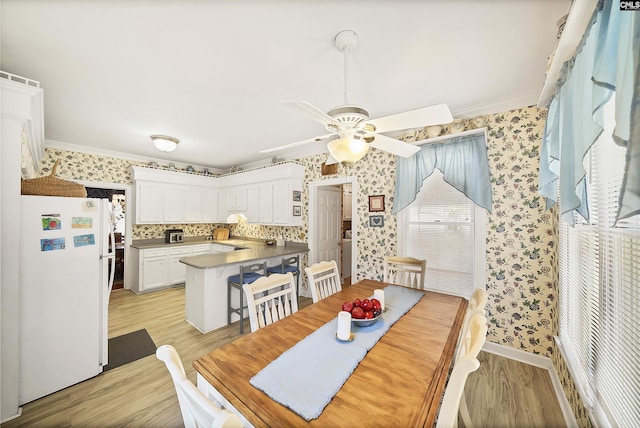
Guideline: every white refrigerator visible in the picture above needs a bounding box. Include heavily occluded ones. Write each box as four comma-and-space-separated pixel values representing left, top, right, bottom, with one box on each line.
19, 195, 115, 404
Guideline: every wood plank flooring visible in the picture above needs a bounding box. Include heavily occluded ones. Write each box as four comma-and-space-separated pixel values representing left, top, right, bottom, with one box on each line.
3, 286, 566, 428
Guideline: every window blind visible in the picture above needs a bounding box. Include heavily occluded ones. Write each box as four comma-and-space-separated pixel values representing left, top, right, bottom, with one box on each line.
399, 169, 476, 297
558, 98, 640, 427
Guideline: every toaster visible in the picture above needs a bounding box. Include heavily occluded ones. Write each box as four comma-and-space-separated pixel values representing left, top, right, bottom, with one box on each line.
165, 229, 184, 243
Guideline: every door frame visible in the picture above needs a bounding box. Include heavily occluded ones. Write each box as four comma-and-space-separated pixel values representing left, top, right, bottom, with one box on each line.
308, 176, 358, 281
79, 180, 133, 290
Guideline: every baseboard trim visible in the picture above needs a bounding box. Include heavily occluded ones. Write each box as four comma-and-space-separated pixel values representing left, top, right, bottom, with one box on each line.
482, 342, 578, 428
0, 407, 22, 424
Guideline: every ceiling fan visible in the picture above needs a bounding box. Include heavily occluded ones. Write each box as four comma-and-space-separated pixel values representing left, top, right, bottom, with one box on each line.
260, 30, 454, 164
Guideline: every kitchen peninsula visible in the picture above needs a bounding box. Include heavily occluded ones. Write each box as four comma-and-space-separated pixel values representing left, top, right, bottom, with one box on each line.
179, 238, 308, 333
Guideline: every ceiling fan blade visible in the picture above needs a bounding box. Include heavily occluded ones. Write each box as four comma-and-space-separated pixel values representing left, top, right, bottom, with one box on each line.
259, 133, 334, 154
369, 133, 421, 158
365, 103, 453, 133
282, 101, 340, 127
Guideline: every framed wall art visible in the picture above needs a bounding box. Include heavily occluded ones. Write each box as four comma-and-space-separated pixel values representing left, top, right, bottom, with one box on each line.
369, 215, 384, 227
368, 195, 385, 212
293, 205, 301, 216
292, 190, 301, 201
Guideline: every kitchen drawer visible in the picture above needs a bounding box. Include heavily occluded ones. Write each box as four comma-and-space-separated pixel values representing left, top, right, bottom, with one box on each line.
142, 248, 169, 258
211, 244, 234, 253
191, 244, 212, 253
169, 246, 192, 256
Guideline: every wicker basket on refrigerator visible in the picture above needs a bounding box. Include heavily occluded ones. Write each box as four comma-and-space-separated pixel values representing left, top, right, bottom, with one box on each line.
21, 159, 87, 197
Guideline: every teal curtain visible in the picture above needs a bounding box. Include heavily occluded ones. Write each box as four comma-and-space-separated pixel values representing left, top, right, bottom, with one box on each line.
539, 0, 640, 223
393, 132, 492, 214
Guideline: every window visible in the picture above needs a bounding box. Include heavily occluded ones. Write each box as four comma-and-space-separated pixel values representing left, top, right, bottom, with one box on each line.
398, 169, 486, 298
558, 98, 640, 427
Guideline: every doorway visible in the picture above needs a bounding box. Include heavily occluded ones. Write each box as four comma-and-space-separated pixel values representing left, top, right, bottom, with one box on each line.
84, 184, 132, 291
308, 176, 358, 286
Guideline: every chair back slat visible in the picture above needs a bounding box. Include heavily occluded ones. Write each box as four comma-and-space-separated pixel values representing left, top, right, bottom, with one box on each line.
243, 273, 298, 332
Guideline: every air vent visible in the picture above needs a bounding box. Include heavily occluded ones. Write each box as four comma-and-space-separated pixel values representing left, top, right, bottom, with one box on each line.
0, 71, 40, 87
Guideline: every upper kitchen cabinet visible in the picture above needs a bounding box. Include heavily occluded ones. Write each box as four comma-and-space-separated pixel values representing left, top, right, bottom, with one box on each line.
130, 162, 304, 226
130, 166, 219, 224
218, 163, 305, 227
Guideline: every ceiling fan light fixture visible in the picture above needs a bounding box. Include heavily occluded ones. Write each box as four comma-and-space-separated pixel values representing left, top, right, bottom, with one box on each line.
327, 137, 369, 164
151, 135, 179, 152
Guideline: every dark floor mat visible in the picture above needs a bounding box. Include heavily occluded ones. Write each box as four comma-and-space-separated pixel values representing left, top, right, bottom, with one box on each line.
104, 329, 156, 372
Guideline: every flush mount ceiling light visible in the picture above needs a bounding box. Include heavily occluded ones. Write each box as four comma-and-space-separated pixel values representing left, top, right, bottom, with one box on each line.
151, 135, 179, 152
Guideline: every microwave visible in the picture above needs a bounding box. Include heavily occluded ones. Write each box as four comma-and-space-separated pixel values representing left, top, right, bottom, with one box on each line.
165, 229, 184, 243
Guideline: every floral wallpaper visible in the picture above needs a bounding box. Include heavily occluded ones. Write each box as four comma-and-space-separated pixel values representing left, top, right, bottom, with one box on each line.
39, 104, 587, 425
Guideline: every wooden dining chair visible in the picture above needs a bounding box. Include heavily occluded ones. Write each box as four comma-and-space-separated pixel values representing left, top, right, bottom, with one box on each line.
156, 345, 243, 428
437, 313, 488, 428
383, 256, 427, 289
304, 260, 342, 303
242, 273, 299, 333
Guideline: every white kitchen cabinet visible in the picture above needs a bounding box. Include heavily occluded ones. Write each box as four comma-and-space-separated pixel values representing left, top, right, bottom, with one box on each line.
225, 186, 248, 215
163, 185, 185, 222
201, 188, 219, 222
136, 182, 164, 223
132, 243, 219, 293
184, 187, 203, 222
246, 186, 260, 223
272, 182, 290, 224
211, 243, 235, 253
139, 248, 169, 292
168, 246, 192, 285
191, 244, 212, 255
130, 167, 219, 225
259, 184, 274, 223
130, 163, 303, 225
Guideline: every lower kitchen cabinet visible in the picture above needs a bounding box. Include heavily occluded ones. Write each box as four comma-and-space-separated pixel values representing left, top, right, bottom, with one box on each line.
168, 246, 191, 285
131, 243, 217, 294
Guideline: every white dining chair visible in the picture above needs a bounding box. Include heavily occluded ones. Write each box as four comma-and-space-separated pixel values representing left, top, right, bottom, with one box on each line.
383, 256, 427, 289
156, 344, 243, 428
468, 288, 488, 312
242, 272, 299, 332
304, 260, 342, 303
436, 313, 488, 428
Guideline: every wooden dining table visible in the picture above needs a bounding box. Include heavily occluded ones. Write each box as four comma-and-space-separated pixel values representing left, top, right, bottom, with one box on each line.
193, 279, 468, 427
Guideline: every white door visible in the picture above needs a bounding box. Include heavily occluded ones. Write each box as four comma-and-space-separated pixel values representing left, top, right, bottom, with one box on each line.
316, 187, 342, 263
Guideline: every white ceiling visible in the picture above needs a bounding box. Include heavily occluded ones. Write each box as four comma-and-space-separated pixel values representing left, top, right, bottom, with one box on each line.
1, 0, 570, 172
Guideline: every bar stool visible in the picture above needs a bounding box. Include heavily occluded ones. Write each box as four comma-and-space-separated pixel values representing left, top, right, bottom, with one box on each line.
227, 262, 267, 334
266, 255, 300, 302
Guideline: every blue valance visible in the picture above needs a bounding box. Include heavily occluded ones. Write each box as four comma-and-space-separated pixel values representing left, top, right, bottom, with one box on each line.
539, 0, 640, 223
393, 132, 492, 214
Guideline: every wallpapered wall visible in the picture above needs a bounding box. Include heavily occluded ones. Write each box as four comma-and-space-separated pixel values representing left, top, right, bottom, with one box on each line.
40, 104, 587, 425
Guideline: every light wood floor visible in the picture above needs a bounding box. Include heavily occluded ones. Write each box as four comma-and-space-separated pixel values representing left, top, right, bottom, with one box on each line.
3, 286, 566, 427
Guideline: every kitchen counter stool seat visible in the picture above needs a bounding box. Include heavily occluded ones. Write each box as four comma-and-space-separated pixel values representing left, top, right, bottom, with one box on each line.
228, 263, 267, 334
266, 255, 300, 302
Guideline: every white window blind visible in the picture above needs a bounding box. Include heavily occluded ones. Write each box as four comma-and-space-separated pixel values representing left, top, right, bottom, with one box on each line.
398, 169, 484, 298
558, 97, 640, 427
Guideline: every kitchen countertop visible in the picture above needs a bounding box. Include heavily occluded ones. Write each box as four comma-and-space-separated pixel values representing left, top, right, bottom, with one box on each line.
180, 241, 308, 269
130, 236, 231, 249
131, 236, 308, 269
